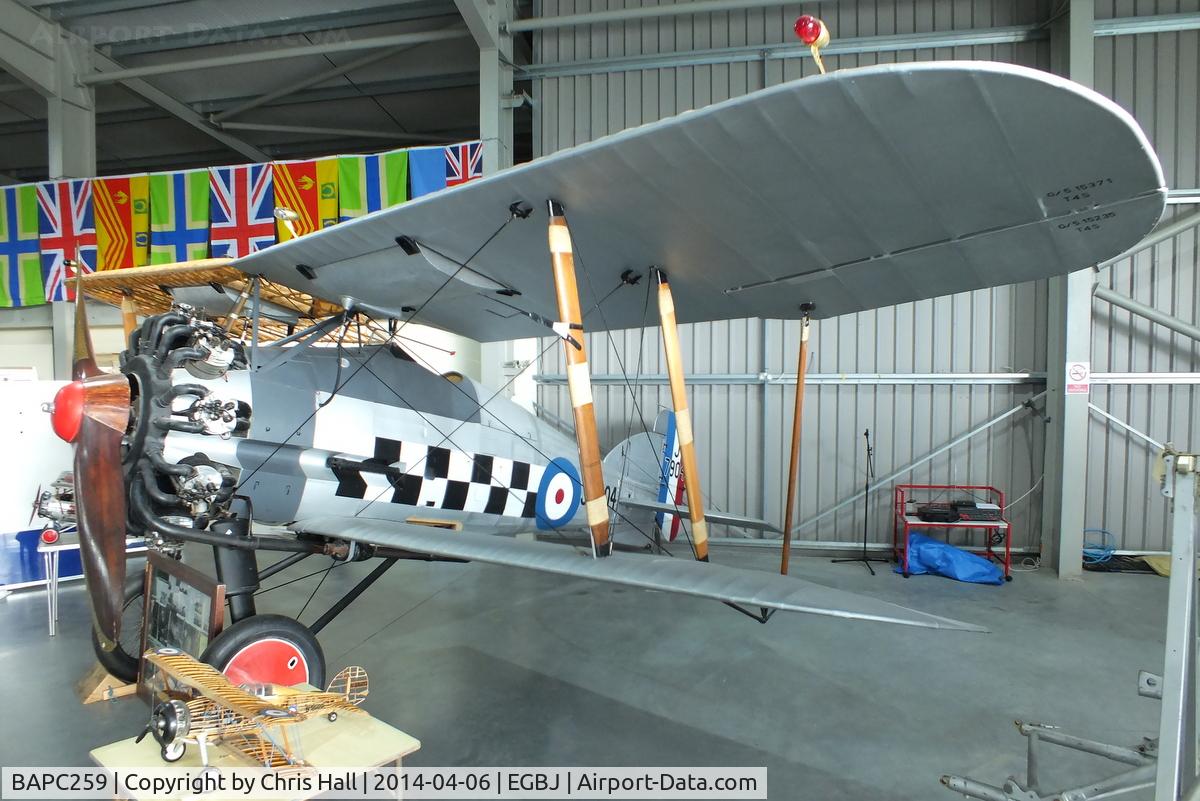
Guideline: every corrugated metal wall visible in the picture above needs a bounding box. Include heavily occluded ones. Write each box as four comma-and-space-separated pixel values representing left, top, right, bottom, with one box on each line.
1090, 0, 1199, 552
531, 0, 1198, 552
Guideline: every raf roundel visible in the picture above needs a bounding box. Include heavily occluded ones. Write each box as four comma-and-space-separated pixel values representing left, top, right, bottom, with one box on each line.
536, 458, 582, 530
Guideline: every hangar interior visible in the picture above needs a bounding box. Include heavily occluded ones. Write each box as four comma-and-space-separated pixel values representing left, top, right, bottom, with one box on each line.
0, 1, 1197, 800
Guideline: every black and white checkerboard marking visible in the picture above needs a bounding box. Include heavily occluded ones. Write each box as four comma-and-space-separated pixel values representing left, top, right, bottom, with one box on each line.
331, 437, 546, 520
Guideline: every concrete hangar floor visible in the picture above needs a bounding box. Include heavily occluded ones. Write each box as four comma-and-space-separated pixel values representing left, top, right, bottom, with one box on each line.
0, 544, 1164, 800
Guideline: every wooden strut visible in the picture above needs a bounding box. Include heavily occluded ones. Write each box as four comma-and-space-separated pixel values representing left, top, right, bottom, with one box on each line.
120, 291, 138, 340
546, 200, 611, 556
654, 269, 709, 561
780, 311, 812, 575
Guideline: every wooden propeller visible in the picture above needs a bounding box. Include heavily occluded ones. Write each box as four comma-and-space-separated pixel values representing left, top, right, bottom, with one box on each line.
50, 269, 131, 650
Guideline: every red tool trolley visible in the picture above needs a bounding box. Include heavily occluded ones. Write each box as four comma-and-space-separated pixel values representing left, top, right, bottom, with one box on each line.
893, 484, 1012, 581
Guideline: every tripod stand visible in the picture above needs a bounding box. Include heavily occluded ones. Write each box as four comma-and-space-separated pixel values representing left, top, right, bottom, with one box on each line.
832, 428, 889, 575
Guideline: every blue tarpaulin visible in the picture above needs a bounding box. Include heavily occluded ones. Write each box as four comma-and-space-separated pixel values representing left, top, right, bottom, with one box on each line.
896, 532, 1005, 585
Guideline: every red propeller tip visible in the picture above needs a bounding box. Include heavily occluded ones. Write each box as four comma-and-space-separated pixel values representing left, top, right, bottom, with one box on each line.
50, 380, 86, 443
794, 15, 824, 45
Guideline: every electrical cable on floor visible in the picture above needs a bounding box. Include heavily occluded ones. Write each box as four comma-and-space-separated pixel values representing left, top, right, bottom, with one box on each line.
1083, 528, 1116, 565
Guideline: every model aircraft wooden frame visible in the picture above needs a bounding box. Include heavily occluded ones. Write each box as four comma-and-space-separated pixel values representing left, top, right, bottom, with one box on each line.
139, 648, 367, 767
46, 54, 1167, 690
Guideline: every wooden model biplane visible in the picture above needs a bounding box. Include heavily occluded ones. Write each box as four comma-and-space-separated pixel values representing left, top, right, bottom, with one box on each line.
138, 647, 368, 767
44, 20, 1168, 692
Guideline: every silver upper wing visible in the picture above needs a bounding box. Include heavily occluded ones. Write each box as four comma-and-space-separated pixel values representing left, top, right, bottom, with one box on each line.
292, 516, 985, 632
236, 61, 1165, 341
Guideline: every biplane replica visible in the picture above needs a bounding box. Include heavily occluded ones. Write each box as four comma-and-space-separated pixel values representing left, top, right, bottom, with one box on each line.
137, 647, 368, 766
46, 18, 1167, 690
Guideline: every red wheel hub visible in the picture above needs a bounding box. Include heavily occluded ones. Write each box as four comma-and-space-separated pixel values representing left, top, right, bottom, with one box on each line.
222, 638, 311, 687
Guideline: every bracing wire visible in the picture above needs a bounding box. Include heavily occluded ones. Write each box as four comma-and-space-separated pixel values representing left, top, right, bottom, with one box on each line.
563, 210, 700, 558
345, 277, 672, 554
297, 560, 336, 620
233, 212, 521, 492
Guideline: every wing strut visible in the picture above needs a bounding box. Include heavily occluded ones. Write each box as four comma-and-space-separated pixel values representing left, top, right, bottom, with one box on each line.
779, 304, 812, 575
653, 268, 709, 561
120, 290, 139, 340
547, 200, 612, 556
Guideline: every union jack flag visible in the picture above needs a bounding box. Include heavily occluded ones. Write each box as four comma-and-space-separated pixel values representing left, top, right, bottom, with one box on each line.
446, 142, 483, 187
37, 180, 97, 302
209, 164, 275, 258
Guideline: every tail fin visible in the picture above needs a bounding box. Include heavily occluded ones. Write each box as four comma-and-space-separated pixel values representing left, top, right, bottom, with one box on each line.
603, 411, 693, 547
326, 666, 369, 706
603, 410, 778, 548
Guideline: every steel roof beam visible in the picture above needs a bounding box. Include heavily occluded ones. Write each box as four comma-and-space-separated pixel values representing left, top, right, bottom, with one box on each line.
216, 121, 450, 144
0, 0, 68, 97
523, 24, 1047, 78
0, 72, 481, 136
1094, 12, 1200, 36
104, 2, 457, 57
192, 72, 479, 115
0, 0, 266, 162
34, 0, 191, 18
455, 0, 502, 47
520, 13, 1200, 79
81, 27, 471, 85
508, 1, 1200, 35
508, 0, 799, 33
210, 18, 466, 124
89, 50, 268, 160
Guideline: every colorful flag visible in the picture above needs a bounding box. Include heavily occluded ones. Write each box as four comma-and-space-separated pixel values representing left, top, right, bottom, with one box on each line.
37, 179, 97, 302
94, 175, 149, 270
409, 141, 484, 198
0, 185, 44, 308
150, 170, 209, 264
338, 150, 407, 221
210, 164, 275, 258
272, 158, 338, 242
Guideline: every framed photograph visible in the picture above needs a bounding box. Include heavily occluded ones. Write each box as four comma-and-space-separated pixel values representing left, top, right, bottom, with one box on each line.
138, 553, 225, 699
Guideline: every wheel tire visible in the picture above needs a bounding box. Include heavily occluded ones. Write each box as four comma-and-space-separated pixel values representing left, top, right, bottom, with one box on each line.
92, 580, 146, 683
161, 741, 186, 762
201, 614, 326, 688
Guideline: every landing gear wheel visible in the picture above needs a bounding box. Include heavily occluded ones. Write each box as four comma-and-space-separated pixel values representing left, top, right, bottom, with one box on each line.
161, 741, 186, 762
1005, 575, 1013, 582
92, 579, 146, 683
201, 614, 326, 688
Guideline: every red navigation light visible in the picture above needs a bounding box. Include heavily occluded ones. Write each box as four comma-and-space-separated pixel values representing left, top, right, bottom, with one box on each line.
794, 15, 823, 45
50, 380, 85, 443
40, 528, 60, 545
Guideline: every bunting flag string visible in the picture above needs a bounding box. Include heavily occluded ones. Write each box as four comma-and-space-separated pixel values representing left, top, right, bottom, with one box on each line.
0, 140, 481, 306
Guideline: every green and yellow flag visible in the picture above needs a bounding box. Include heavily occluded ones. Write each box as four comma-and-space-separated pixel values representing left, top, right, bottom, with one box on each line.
149, 169, 209, 264
95, 174, 149, 270
0, 184, 44, 307
338, 150, 407, 222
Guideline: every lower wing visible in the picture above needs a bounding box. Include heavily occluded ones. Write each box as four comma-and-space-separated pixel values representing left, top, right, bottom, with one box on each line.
291, 517, 984, 633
